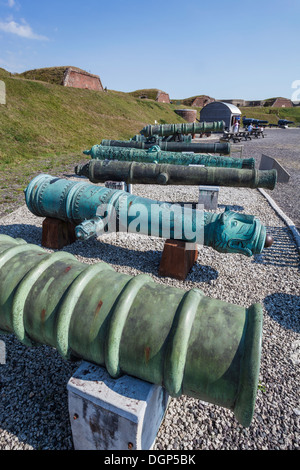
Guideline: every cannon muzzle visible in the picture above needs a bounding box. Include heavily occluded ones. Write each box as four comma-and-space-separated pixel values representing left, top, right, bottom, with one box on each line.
0, 233, 263, 427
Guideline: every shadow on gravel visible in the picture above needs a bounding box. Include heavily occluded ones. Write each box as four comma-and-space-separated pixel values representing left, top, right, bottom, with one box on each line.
0, 225, 219, 284
253, 225, 300, 270
64, 237, 219, 284
263, 293, 300, 333
0, 224, 42, 245
218, 204, 244, 212
0, 335, 77, 450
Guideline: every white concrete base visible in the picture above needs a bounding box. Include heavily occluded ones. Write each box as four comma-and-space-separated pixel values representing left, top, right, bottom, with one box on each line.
0, 81, 6, 105
104, 181, 132, 193
67, 361, 170, 450
198, 185, 220, 210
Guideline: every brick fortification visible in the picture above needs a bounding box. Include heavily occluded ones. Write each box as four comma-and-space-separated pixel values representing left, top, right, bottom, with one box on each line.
156, 91, 170, 103
63, 67, 104, 91
174, 109, 197, 122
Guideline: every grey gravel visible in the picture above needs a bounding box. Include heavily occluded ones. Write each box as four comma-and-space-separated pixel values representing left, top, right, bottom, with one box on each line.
0, 141, 299, 450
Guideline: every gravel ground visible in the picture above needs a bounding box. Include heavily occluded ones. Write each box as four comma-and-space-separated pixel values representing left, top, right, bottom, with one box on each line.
0, 178, 299, 450
231, 127, 300, 232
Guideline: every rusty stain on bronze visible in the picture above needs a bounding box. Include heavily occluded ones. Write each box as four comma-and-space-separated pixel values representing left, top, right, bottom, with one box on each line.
145, 346, 151, 363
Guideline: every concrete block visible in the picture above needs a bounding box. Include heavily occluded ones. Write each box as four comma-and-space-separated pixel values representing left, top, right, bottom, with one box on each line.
0, 81, 6, 105
198, 185, 220, 210
67, 361, 170, 450
105, 181, 127, 191
105, 181, 132, 194
259, 154, 290, 183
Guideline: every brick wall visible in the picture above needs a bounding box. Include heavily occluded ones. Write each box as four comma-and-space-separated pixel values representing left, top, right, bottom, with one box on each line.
192, 96, 215, 107
272, 98, 293, 108
63, 67, 103, 91
156, 91, 170, 103
174, 109, 197, 122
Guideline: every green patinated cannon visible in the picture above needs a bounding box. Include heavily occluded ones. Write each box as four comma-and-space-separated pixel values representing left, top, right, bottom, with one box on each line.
0, 233, 262, 427
131, 133, 194, 144
25, 174, 273, 256
101, 138, 231, 155
75, 159, 277, 190
139, 121, 225, 138
83, 145, 255, 170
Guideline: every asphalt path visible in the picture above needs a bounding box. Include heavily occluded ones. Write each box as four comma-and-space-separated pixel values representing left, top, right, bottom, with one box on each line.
231, 128, 300, 232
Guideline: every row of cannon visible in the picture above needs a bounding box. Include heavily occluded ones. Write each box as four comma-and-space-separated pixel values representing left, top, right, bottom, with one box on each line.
1, 120, 278, 427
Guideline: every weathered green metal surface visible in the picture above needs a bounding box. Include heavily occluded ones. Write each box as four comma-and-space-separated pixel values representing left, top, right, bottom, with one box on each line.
0, 233, 263, 427
139, 121, 225, 137
101, 138, 231, 155
25, 174, 273, 256
76, 159, 277, 190
83, 145, 255, 169
131, 133, 193, 144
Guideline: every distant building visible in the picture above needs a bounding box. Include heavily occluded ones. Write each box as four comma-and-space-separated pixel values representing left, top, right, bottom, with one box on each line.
245, 100, 265, 107
264, 97, 293, 108
221, 97, 294, 108
221, 99, 246, 107
174, 109, 197, 122
156, 90, 170, 103
63, 67, 104, 91
191, 95, 215, 107
199, 101, 241, 132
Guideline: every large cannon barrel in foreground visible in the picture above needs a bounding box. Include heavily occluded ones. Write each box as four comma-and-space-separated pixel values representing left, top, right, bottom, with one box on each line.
83, 145, 255, 169
0, 234, 262, 427
25, 174, 273, 256
76, 159, 277, 190
101, 138, 231, 155
139, 121, 225, 137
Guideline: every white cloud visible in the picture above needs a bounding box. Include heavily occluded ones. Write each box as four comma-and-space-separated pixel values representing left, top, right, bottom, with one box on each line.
7, 0, 16, 7
0, 19, 48, 40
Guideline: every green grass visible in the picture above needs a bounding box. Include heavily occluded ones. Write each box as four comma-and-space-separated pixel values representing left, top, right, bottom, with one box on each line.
240, 106, 300, 125
0, 67, 12, 79
128, 88, 163, 101
0, 75, 187, 168
17, 66, 69, 85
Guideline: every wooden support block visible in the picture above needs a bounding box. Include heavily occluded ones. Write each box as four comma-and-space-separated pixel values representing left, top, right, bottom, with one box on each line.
42, 217, 77, 249
158, 239, 198, 281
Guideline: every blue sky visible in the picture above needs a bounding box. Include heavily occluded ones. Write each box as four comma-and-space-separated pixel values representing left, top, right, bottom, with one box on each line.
0, 0, 299, 100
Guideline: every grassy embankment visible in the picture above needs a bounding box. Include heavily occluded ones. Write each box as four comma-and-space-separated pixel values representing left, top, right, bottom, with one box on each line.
0, 71, 189, 166
0, 69, 191, 214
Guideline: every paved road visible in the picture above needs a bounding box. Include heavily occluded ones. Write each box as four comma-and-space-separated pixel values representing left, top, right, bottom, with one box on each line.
232, 128, 300, 231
